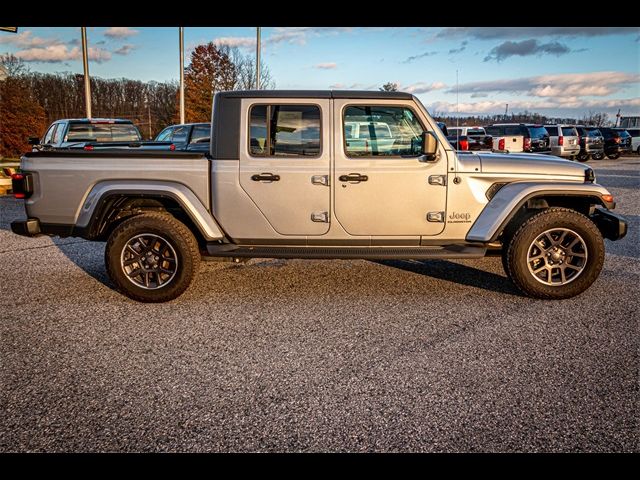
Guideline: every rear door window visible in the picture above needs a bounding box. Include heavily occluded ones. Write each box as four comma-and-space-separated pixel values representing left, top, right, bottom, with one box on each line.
52, 123, 65, 144
190, 125, 210, 144
171, 126, 189, 143
250, 104, 321, 157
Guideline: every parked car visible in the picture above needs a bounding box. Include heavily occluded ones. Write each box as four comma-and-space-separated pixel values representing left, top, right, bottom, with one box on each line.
29, 118, 174, 152
485, 124, 550, 154
11, 89, 627, 302
31, 119, 142, 151
613, 128, 638, 155
600, 127, 632, 159
574, 126, 605, 162
544, 125, 580, 159
155, 123, 211, 152
447, 126, 492, 151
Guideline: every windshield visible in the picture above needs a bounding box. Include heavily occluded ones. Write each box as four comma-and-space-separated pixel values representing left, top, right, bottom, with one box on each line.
67, 123, 141, 142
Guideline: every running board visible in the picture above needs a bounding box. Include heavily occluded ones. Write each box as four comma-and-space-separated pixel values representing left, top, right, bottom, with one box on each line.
205, 244, 487, 260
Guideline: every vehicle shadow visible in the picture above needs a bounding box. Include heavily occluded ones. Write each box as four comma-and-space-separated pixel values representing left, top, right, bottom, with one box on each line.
53, 239, 114, 289
373, 259, 524, 297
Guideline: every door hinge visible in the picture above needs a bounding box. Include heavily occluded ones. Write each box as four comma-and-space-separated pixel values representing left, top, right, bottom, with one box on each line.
428, 175, 447, 186
427, 211, 445, 223
311, 211, 329, 223
311, 175, 329, 186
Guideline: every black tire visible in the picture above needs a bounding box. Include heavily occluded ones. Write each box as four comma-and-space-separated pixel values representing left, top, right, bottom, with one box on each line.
607, 152, 620, 160
576, 152, 590, 162
105, 212, 200, 302
591, 152, 604, 160
502, 208, 605, 299
636, 146, 640, 156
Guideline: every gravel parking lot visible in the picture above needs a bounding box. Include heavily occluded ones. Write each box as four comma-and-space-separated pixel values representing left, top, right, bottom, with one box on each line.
1, 157, 638, 452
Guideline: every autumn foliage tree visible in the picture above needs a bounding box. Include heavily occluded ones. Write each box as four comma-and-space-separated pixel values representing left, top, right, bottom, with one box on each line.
0, 76, 46, 158
184, 43, 237, 123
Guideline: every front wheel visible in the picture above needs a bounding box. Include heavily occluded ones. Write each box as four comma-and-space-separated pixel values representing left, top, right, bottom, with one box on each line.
591, 152, 604, 160
105, 212, 201, 302
502, 208, 605, 299
607, 152, 620, 160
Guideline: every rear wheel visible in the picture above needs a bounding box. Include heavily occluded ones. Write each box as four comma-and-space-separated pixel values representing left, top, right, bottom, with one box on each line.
502, 208, 605, 299
607, 152, 620, 160
591, 152, 604, 160
105, 212, 200, 302
576, 152, 590, 162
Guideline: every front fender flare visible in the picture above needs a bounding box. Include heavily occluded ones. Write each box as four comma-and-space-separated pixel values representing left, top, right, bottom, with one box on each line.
76, 180, 225, 241
465, 181, 614, 243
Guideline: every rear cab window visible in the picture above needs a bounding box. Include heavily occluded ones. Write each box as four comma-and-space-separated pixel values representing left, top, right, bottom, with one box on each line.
67, 122, 141, 142
249, 104, 321, 157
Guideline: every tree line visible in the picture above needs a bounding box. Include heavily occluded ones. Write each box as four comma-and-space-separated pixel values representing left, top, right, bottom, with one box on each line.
1, 43, 273, 158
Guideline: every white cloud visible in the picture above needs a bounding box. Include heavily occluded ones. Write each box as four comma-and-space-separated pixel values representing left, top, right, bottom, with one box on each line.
426, 97, 640, 115
104, 27, 139, 39
15, 45, 112, 63
449, 71, 640, 98
403, 81, 446, 94
314, 62, 337, 70
436, 27, 640, 40
114, 44, 135, 56
214, 36, 256, 49
267, 27, 353, 46
0, 30, 62, 48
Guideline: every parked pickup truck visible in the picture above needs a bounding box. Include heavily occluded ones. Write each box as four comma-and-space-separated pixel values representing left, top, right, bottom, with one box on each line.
30, 118, 176, 152
11, 90, 627, 302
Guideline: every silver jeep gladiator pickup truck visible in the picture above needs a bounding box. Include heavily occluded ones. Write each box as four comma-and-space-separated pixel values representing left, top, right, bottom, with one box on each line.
11, 90, 627, 302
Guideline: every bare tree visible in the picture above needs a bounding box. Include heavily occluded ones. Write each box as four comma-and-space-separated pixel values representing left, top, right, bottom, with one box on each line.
581, 110, 610, 127
380, 82, 399, 92
220, 45, 275, 90
0, 53, 30, 77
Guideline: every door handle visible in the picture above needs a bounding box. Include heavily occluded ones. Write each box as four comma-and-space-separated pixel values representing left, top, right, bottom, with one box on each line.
339, 173, 368, 183
251, 173, 280, 182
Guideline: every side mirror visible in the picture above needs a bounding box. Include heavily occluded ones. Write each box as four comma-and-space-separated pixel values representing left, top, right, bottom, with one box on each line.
420, 131, 438, 161
28, 137, 41, 145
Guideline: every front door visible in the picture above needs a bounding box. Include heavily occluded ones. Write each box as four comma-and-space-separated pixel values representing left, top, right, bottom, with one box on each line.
333, 100, 448, 237
239, 100, 331, 236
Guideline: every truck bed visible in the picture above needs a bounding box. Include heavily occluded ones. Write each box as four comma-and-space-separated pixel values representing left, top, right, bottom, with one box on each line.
20, 150, 210, 226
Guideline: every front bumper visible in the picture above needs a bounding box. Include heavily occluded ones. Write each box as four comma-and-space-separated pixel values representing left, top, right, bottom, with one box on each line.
591, 208, 628, 241
11, 218, 42, 237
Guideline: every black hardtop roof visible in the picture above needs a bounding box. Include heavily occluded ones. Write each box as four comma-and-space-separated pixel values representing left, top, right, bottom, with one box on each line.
216, 90, 414, 100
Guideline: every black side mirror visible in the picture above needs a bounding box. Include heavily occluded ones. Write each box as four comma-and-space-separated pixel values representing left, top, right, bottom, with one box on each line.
28, 137, 41, 145
420, 131, 438, 161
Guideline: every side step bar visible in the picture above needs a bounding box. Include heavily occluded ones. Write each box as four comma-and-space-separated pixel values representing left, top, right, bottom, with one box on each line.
205, 244, 487, 260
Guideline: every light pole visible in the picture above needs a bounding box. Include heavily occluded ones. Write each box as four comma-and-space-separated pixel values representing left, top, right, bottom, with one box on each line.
81, 27, 92, 119
256, 27, 261, 90
179, 27, 185, 124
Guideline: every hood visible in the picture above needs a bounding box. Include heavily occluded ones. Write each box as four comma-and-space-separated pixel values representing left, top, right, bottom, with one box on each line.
477, 152, 588, 178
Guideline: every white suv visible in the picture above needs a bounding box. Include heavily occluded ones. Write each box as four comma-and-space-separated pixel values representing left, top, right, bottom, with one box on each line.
544, 125, 580, 159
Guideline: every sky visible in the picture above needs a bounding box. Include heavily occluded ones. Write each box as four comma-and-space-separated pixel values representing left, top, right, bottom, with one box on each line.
1, 26, 639, 118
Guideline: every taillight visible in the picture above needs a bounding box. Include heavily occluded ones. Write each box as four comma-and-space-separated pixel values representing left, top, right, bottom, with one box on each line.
83, 145, 94, 151
169, 144, 176, 151
11, 172, 33, 199
459, 139, 469, 151
498, 138, 505, 150
558, 136, 564, 146
523, 138, 531, 151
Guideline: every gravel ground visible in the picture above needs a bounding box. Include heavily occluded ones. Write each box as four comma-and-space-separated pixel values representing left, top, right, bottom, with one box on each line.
1, 157, 638, 452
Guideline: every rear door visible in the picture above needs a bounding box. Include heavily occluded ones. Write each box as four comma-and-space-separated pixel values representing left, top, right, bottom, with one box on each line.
239, 99, 331, 235
333, 99, 448, 237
